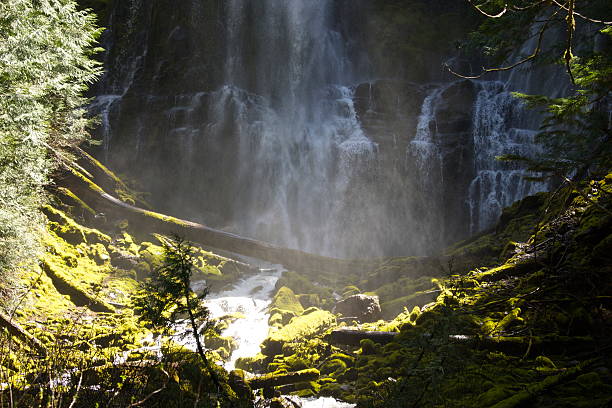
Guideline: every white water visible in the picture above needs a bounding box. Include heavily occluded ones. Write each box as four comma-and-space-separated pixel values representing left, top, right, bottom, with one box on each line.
407, 80, 548, 235
467, 81, 548, 232
210, 2, 377, 256
288, 396, 355, 408
408, 84, 447, 197
202, 267, 354, 407
204, 268, 281, 371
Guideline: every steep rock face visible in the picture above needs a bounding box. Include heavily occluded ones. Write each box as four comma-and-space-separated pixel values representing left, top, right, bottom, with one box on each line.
353, 79, 478, 247
434, 80, 478, 240
91, 0, 566, 257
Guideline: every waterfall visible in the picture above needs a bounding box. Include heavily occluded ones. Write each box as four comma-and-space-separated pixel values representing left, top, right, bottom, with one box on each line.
410, 87, 444, 183
95, 0, 382, 258
204, 1, 376, 256
406, 80, 548, 237
94, 0, 562, 257
467, 81, 547, 232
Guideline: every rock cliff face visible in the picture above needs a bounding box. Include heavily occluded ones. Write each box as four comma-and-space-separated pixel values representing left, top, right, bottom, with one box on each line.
91, 0, 564, 257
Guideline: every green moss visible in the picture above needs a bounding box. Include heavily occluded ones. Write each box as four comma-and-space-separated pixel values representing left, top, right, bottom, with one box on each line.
56, 187, 97, 216
205, 335, 237, 355
262, 310, 336, 356
320, 359, 348, 377
359, 339, 378, 355
275, 270, 334, 304
271, 287, 304, 315
297, 293, 321, 308
235, 353, 267, 373
380, 290, 436, 320
342, 285, 361, 297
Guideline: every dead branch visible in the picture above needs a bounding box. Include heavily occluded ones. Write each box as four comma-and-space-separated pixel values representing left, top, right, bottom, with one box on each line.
468, 0, 508, 18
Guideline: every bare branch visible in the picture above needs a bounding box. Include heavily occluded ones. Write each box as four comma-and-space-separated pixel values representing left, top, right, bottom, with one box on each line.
468, 0, 508, 18
564, 0, 576, 83
67, 370, 84, 408
126, 368, 169, 408
551, 0, 612, 24
447, 3, 572, 80
446, 12, 555, 79
511, 1, 547, 11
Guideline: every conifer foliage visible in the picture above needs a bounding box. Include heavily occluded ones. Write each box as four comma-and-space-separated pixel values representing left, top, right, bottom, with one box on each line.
132, 235, 224, 391
0, 0, 102, 296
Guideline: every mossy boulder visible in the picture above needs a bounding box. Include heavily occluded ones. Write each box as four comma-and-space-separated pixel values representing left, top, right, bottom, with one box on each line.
320, 358, 348, 377
334, 294, 382, 322
271, 287, 304, 315
262, 310, 336, 356
235, 353, 267, 373
275, 271, 334, 306
204, 335, 237, 356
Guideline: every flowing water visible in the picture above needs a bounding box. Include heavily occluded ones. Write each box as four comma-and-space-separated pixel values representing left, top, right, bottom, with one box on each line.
94, 0, 562, 258
467, 81, 548, 232
204, 268, 281, 371
203, 267, 355, 407
408, 80, 549, 236
197, 1, 376, 256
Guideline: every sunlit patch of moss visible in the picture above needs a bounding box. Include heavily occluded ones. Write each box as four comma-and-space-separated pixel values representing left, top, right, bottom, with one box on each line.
271, 287, 304, 315
275, 270, 334, 307
262, 310, 336, 356
235, 353, 267, 373
56, 187, 97, 216
43, 205, 111, 245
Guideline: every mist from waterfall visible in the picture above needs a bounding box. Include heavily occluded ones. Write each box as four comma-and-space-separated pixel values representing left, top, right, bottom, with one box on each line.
92, 0, 562, 258
203, 1, 378, 257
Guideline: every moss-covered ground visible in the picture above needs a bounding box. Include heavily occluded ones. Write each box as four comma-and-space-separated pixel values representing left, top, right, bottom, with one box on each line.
241, 174, 611, 406
1, 166, 258, 406
2, 160, 610, 407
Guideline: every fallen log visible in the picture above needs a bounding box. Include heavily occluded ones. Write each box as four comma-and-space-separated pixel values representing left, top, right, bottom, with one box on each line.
248, 368, 319, 389
0, 311, 45, 352
327, 328, 397, 346
40, 260, 115, 314
490, 362, 588, 408
58, 165, 377, 275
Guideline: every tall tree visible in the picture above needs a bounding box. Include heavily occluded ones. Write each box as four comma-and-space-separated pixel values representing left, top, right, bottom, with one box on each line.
0, 0, 102, 300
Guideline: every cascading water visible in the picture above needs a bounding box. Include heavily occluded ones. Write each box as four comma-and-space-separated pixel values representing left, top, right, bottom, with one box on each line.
409, 87, 444, 186
200, 0, 378, 257
204, 268, 281, 371
94, 0, 565, 257
95, 0, 384, 258
467, 81, 548, 232
406, 79, 549, 236
203, 268, 355, 407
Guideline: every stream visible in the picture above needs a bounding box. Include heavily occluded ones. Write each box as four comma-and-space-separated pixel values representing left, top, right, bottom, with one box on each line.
203, 266, 355, 408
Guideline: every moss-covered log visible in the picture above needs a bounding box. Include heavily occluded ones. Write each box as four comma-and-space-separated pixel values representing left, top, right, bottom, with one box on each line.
40, 259, 114, 313
490, 363, 586, 408
59, 165, 376, 274
326, 328, 397, 346
248, 368, 320, 389
0, 311, 45, 352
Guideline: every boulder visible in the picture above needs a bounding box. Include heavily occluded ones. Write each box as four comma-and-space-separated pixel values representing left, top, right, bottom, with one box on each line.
228, 370, 253, 400
261, 309, 336, 356
334, 294, 382, 322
